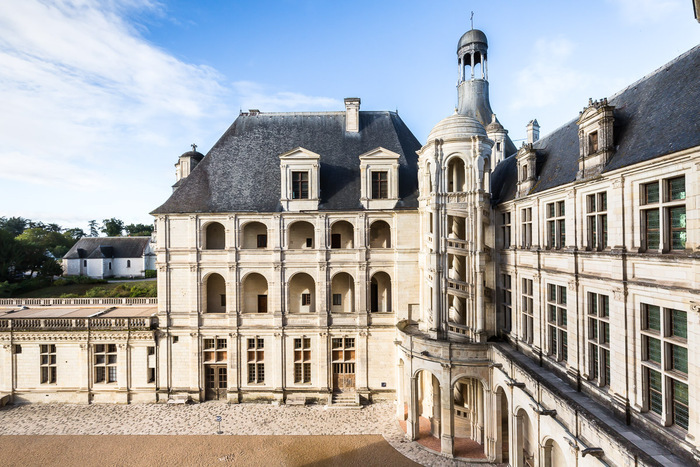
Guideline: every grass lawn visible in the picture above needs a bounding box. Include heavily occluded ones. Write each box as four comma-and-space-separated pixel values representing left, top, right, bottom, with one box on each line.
18, 282, 132, 298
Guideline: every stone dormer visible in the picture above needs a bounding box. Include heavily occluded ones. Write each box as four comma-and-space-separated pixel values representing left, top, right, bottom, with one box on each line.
279, 147, 320, 211
359, 147, 400, 209
576, 98, 615, 179
526, 119, 539, 143
485, 113, 508, 171
344, 97, 361, 133
174, 144, 204, 186
516, 142, 537, 198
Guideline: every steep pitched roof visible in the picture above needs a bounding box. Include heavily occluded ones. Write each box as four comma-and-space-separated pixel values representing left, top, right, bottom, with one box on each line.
63, 237, 151, 260
492, 44, 700, 204
152, 111, 421, 214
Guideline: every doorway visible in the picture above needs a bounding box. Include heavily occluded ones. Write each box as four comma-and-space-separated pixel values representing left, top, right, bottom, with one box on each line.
205, 365, 227, 400
331, 337, 355, 392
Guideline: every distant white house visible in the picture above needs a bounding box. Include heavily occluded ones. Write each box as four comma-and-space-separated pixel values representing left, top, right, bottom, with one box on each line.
62, 237, 155, 279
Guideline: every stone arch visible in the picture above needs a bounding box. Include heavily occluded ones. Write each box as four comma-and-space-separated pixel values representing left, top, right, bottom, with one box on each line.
542, 437, 566, 467
495, 385, 510, 464
288, 272, 315, 313
330, 220, 354, 249
370, 271, 392, 312
203, 272, 226, 313
515, 406, 535, 467
445, 153, 466, 193
415, 369, 442, 439
330, 271, 354, 313
452, 376, 485, 447
203, 221, 225, 250
241, 272, 268, 313
369, 220, 391, 248
288, 220, 315, 249
241, 221, 268, 249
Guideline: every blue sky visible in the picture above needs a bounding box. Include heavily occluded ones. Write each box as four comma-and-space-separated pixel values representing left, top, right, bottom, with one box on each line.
1, 0, 698, 229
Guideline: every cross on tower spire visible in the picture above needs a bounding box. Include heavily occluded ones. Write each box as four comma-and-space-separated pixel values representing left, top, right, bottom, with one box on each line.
191, 143, 197, 152
470, 11, 474, 30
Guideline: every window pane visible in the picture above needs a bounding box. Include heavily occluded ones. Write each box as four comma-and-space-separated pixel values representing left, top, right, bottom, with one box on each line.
668, 177, 685, 201
645, 210, 660, 248
673, 380, 689, 429
669, 207, 686, 250
646, 305, 660, 331
648, 369, 663, 415
644, 182, 659, 204
671, 345, 688, 374
671, 309, 687, 339
646, 337, 661, 363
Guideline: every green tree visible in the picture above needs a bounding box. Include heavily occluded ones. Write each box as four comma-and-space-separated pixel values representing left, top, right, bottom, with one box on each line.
63, 228, 86, 242
101, 218, 124, 237
0, 216, 28, 237
88, 220, 99, 237
125, 223, 153, 237
0, 229, 22, 282
16, 228, 73, 259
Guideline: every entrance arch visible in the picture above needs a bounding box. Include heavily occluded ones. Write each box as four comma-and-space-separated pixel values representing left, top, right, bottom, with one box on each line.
204, 273, 226, 313
331, 272, 354, 313
452, 376, 486, 459
515, 407, 534, 467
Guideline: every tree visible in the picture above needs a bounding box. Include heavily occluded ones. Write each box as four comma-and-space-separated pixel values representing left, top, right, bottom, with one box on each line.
16, 228, 74, 259
0, 229, 22, 282
88, 220, 99, 237
101, 218, 124, 237
125, 223, 154, 237
64, 228, 86, 242
0, 216, 28, 237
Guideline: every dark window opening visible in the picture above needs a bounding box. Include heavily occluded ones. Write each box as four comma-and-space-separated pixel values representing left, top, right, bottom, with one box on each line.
371, 171, 388, 199
220, 294, 226, 307
292, 171, 309, 199
305, 237, 313, 248
331, 233, 341, 249
257, 234, 267, 248
588, 131, 598, 154
301, 293, 311, 306
332, 293, 342, 306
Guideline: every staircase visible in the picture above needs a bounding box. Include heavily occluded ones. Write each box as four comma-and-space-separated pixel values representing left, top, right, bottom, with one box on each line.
329, 391, 361, 408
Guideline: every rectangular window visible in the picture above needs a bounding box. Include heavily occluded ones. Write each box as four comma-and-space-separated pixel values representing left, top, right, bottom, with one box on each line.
94, 344, 117, 384
305, 237, 313, 248
203, 338, 228, 363
371, 171, 388, 199
294, 337, 311, 383
641, 303, 689, 430
126, 260, 131, 268
40, 344, 57, 384
331, 233, 341, 249
546, 284, 567, 363
586, 192, 608, 251
641, 176, 686, 252
301, 293, 311, 306
546, 201, 565, 249
501, 212, 511, 248
587, 292, 610, 386
247, 338, 264, 384
147, 346, 155, 383
257, 234, 267, 248
220, 294, 226, 307
588, 131, 598, 154
332, 293, 342, 306
521, 278, 534, 344
499, 273, 512, 333
292, 171, 309, 199
521, 208, 532, 248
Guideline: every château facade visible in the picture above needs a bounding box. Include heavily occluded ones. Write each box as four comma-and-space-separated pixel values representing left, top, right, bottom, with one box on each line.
1, 27, 699, 467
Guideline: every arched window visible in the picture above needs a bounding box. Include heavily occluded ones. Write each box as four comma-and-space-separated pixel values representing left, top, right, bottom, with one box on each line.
288, 221, 315, 249
331, 272, 354, 313
288, 273, 315, 313
370, 272, 391, 312
242, 273, 268, 313
369, 220, 391, 248
205, 273, 226, 313
330, 221, 354, 249
242, 222, 267, 249
204, 222, 225, 250
126, 260, 131, 268
447, 157, 466, 192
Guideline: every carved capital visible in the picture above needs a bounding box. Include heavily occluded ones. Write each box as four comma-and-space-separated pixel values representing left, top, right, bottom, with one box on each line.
189, 265, 197, 272
613, 287, 627, 301
118, 343, 127, 350
567, 280, 577, 291
189, 332, 198, 337
690, 302, 700, 313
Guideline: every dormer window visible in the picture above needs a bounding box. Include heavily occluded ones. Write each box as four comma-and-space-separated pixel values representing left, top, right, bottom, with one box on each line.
359, 147, 400, 209
292, 171, 309, 199
516, 143, 536, 198
371, 171, 389, 199
279, 147, 320, 211
521, 164, 528, 182
588, 131, 598, 154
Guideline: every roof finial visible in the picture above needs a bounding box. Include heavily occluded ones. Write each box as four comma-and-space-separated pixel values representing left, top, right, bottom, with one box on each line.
191, 143, 197, 152
470, 11, 474, 30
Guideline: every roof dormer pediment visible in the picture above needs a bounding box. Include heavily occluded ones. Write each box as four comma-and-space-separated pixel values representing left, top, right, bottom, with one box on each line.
279, 147, 321, 160
358, 147, 401, 162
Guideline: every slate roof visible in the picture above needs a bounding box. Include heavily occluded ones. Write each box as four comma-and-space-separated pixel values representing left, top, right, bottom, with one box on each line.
152, 111, 421, 214
492, 44, 700, 204
63, 237, 151, 260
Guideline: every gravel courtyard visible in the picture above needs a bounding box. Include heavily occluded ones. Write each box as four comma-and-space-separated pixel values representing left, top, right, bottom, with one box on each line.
0, 401, 490, 466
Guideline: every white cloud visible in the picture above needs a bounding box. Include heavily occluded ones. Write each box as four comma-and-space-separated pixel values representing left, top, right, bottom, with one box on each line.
231, 81, 341, 112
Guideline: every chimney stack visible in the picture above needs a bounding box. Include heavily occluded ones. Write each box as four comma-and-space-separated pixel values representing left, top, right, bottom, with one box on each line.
526, 119, 540, 144
344, 97, 361, 133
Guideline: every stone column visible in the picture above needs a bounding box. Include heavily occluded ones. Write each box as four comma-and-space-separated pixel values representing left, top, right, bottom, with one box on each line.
440, 370, 454, 456
407, 375, 419, 440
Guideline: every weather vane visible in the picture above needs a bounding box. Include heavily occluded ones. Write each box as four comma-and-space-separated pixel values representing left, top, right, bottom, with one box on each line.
191, 143, 197, 152
470, 11, 474, 30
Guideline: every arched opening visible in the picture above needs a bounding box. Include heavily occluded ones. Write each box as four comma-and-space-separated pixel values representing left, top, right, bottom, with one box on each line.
330, 221, 354, 249
543, 438, 566, 467
242, 273, 268, 313
516, 408, 534, 467
447, 253, 466, 282
447, 157, 466, 192
242, 222, 267, 249
331, 272, 354, 313
448, 294, 466, 325
288, 221, 315, 249
495, 387, 509, 464
370, 272, 391, 312
289, 272, 315, 313
369, 220, 391, 248
416, 370, 441, 439
205, 273, 226, 313
204, 222, 225, 250
452, 377, 486, 459
447, 215, 466, 240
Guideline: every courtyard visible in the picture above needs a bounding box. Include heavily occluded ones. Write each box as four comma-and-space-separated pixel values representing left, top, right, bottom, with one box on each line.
0, 401, 495, 466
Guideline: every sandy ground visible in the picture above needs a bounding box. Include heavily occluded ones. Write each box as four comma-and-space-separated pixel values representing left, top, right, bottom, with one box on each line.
0, 434, 420, 467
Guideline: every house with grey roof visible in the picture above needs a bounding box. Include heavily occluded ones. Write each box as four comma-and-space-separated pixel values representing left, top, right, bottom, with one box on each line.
62, 237, 155, 279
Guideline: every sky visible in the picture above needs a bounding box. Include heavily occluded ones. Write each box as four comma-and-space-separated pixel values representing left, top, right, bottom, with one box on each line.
0, 0, 698, 231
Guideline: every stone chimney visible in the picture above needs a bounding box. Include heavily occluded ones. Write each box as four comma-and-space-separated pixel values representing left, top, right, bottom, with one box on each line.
526, 119, 540, 143
344, 97, 361, 133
